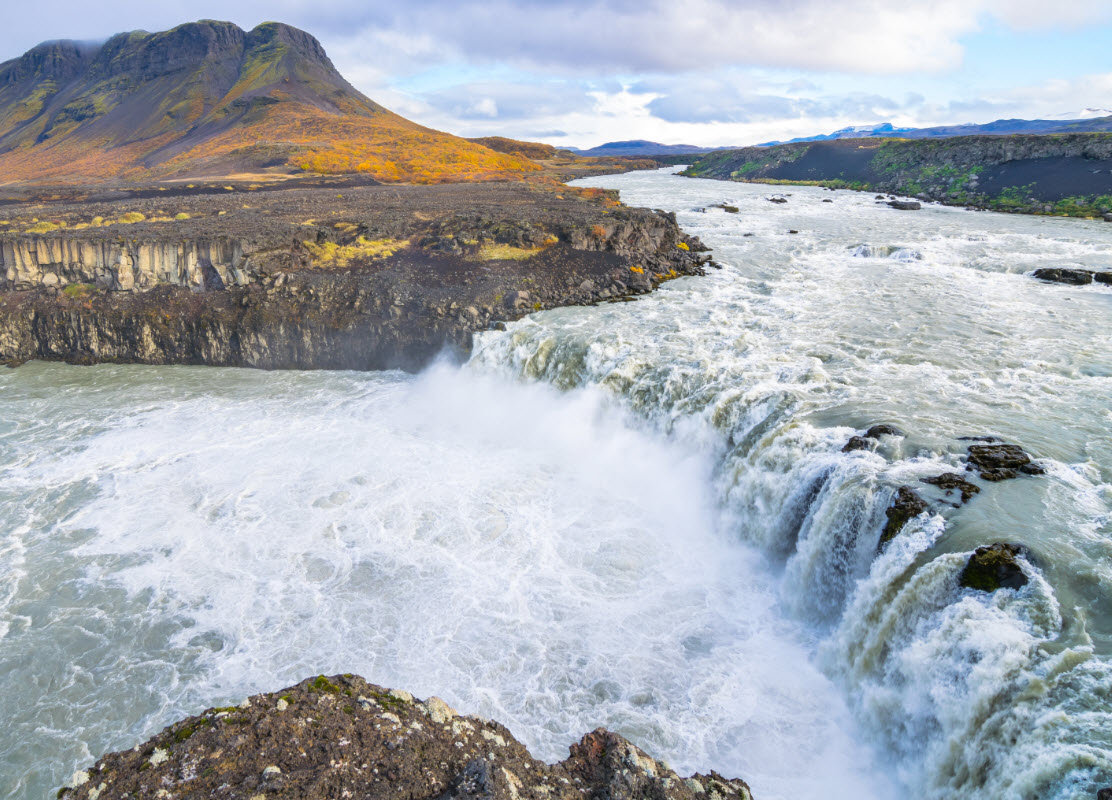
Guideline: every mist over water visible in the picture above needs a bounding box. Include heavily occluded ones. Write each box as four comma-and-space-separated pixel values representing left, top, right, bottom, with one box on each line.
1, 169, 1110, 800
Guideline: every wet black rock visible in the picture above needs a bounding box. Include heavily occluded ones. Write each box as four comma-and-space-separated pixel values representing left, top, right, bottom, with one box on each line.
921, 473, 981, 503
58, 675, 755, 800
958, 435, 1003, 442
959, 543, 1029, 592
865, 424, 902, 438
1032, 268, 1094, 285
842, 435, 872, 453
822, 198, 833, 203
879, 486, 929, 548
887, 200, 922, 211
767, 197, 788, 204
1094, 272, 1112, 285
966, 443, 1045, 481
1097, 787, 1112, 800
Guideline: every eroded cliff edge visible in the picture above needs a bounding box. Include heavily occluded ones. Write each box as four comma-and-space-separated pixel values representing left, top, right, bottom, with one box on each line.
58, 674, 754, 800
0, 181, 710, 370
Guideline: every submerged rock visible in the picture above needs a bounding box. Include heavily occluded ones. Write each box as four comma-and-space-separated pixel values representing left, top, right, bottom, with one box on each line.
959, 543, 1030, 592
865, 424, 902, 438
966, 443, 1045, 481
842, 424, 902, 453
921, 473, 981, 503
879, 486, 929, 548
886, 201, 921, 211
57, 675, 754, 800
1032, 268, 1094, 285
842, 435, 872, 453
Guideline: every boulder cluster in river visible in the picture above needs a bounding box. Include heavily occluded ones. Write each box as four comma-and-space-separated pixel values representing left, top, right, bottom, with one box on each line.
58, 675, 754, 800
844, 426, 1043, 591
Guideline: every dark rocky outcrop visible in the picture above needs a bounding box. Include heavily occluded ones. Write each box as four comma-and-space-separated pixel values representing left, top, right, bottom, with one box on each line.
959, 543, 1030, 592
842, 424, 902, 453
886, 201, 921, 211
1096, 272, 1112, 285
879, 486, 929, 548
1032, 268, 1094, 285
1097, 787, 1112, 800
57, 675, 754, 800
682, 134, 1112, 217
865, 424, 902, 438
0, 183, 710, 370
921, 473, 981, 503
966, 443, 1045, 481
841, 435, 872, 453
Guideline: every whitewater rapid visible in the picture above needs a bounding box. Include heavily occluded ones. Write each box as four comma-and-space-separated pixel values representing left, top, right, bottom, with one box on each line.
1, 168, 1109, 800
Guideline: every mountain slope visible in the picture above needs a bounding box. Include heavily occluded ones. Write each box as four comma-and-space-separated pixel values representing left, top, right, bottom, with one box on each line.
0, 21, 539, 184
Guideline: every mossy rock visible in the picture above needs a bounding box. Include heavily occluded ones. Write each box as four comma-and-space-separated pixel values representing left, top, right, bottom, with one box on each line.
959, 543, 1029, 592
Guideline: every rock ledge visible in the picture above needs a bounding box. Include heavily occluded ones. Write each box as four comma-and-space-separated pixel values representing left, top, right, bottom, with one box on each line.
59, 674, 754, 800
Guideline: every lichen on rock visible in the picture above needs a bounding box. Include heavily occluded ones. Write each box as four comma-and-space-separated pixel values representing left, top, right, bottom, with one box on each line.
56, 675, 754, 800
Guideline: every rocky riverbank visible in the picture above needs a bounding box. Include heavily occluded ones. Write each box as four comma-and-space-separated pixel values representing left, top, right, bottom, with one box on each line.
0, 180, 710, 370
681, 133, 1112, 217
57, 674, 754, 800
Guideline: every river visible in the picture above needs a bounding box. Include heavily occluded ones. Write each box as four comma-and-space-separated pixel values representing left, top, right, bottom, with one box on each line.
1, 168, 1109, 799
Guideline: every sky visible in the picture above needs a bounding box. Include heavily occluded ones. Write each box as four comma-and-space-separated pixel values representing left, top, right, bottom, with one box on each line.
3, 0, 1112, 149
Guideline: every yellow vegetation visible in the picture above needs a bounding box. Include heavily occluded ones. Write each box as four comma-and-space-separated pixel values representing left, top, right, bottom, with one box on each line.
630, 266, 644, 274
470, 243, 544, 261
676, 242, 689, 250
62, 283, 94, 299
25, 220, 66, 233
302, 237, 408, 267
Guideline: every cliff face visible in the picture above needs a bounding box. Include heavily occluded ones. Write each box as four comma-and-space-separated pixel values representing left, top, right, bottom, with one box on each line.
0, 182, 712, 371
57, 674, 754, 800
1, 237, 254, 292
683, 134, 1112, 216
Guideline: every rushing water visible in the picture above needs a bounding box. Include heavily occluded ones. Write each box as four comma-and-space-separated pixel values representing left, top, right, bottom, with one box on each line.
1, 169, 1110, 800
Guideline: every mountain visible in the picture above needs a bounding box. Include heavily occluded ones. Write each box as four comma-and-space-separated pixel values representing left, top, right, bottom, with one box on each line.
1046, 108, 1112, 120
565, 140, 725, 157
0, 20, 538, 184
758, 122, 916, 146
757, 116, 1112, 146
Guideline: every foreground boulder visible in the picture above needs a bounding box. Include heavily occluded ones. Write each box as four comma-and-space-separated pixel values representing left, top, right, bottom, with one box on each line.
58, 675, 754, 800
959, 543, 1030, 592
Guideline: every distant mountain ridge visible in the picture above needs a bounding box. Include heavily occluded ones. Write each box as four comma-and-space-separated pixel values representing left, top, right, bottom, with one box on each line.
757, 115, 1112, 146
564, 140, 726, 157
0, 20, 538, 183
